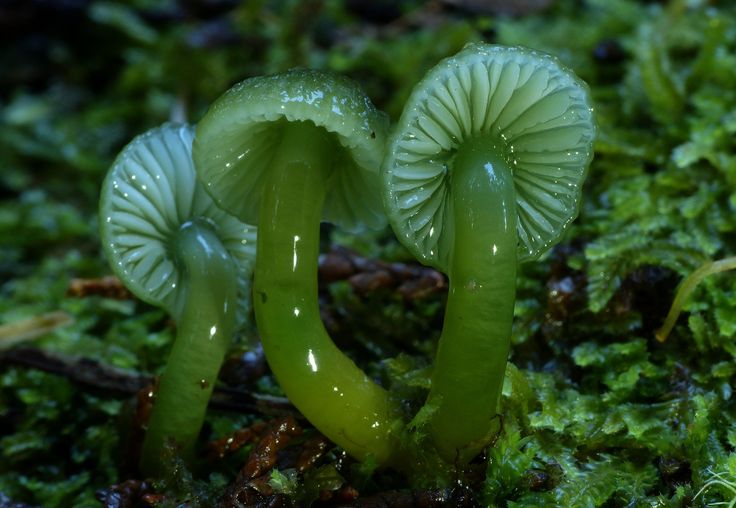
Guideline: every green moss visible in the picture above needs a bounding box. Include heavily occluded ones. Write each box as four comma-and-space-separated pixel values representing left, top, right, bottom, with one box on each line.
3, 0, 736, 504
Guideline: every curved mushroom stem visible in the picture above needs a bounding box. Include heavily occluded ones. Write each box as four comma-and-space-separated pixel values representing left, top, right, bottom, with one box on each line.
427, 134, 517, 463
140, 220, 238, 476
253, 121, 401, 465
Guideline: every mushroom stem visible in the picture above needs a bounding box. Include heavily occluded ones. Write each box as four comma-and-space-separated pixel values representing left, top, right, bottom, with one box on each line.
253, 121, 400, 465
140, 220, 238, 476
427, 134, 517, 462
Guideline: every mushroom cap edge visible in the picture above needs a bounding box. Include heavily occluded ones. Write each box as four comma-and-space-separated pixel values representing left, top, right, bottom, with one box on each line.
382, 43, 596, 272
193, 68, 390, 233
99, 123, 257, 320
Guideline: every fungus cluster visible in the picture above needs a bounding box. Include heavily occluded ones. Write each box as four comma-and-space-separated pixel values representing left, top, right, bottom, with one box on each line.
99, 44, 596, 476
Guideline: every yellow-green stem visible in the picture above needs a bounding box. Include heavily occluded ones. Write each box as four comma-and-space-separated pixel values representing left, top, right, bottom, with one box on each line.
140, 220, 237, 477
253, 121, 401, 465
427, 134, 517, 463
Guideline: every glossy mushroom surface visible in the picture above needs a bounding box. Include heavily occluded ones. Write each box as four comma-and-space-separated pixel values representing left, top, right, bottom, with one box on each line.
382, 43, 596, 461
384, 44, 595, 271
100, 123, 256, 475
193, 70, 401, 464
194, 68, 387, 232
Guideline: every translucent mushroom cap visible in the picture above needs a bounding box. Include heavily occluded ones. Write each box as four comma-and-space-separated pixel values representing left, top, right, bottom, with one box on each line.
192, 68, 389, 232
99, 123, 257, 320
383, 43, 596, 272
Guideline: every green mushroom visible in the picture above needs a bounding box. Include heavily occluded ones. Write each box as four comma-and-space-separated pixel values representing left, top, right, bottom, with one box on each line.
382, 44, 596, 462
192, 69, 400, 464
99, 123, 256, 475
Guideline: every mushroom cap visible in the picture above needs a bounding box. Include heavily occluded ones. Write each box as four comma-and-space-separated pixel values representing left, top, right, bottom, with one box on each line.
382, 43, 596, 272
99, 123, 257, 320
192, 68, 389, 232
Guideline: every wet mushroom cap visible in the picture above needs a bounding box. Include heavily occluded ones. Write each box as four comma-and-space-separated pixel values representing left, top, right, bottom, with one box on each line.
192, 68, 389, 232
382, 43, 596, 272
99, 123, 257, 319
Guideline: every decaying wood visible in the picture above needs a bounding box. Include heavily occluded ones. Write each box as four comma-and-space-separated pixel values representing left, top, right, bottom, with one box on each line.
67, 276, 133, 299
318, 246, 446, 300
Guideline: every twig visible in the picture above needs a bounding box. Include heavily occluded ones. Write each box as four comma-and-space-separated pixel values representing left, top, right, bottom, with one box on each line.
67, 276, 132, 299
0, 346, 293, 415
318, 246, 446, 300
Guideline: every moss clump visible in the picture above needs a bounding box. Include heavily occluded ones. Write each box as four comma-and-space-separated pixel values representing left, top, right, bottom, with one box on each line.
2, 0, 736, 506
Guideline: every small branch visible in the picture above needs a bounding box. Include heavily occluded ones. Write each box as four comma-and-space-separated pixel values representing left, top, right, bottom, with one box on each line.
0, 346, 149, 394
67, 276, 133, 299
318, 246, 446, 300
0, 346, 293, 415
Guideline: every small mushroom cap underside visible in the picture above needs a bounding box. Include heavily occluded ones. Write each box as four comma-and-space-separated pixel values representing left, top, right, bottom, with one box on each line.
193, 68, 389, 232
383, 43, 596, 271
99, 123, 257, 320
